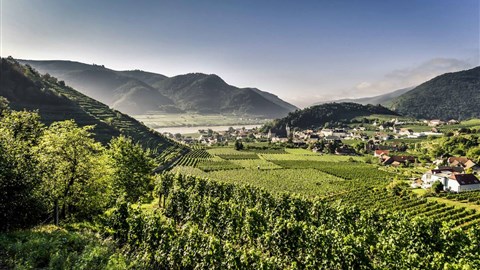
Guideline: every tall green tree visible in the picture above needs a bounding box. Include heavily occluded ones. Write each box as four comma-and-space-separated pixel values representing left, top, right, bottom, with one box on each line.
0, 110, 45, 230
36, 120, 110, 220
107, 136, 155, 202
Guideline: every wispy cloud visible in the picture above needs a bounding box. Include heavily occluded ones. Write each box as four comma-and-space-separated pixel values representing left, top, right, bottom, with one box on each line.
348, 57, 476, 98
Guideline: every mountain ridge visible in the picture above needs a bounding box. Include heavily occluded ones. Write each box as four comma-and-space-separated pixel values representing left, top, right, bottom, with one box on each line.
389, 66, 480, 120
2, 57, 186, 165
19, 59, 298, 117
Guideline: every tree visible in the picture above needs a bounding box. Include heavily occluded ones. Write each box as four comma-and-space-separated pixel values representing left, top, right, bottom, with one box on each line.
234, 139, 244, 151
0, 110, 46, 230
107, 136, 155, 202
432, 181, 444, 194
36, 120, 109, 220
0, 96, 9, 114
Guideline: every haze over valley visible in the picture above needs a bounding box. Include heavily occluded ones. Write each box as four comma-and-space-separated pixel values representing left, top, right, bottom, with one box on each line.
2, 1, 480, 269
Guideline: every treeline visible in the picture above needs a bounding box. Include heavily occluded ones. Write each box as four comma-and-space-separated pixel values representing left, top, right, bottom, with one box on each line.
416, 134, 480, 163
103, 173, 480, 269
0, 98, 155, 231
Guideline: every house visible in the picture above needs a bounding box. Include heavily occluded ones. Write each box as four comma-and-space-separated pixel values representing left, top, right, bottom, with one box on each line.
382, 155, 415, 166
332, 129, 349, 138
428, 119, 444, 127
399, 128, 414, 136
421, 168, 455, 189
320, 129, 333, 137
447, 157, 480, 173
324, 135, 341, 142
271, 137, 289, 143
447, 119, 459, 125
445, 174, 480, 192
374, 150, 390, 157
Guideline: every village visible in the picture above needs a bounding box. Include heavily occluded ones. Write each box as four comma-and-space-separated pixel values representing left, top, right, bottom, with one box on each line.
161, 117, 480, 193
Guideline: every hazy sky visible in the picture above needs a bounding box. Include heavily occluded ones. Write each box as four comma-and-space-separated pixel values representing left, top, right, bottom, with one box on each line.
1, 0, 479, 107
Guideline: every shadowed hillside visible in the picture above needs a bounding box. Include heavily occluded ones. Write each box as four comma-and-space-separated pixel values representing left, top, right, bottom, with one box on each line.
1, 57, 187, 165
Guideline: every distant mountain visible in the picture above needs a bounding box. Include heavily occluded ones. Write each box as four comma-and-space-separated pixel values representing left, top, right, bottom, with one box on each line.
19, 60, 298, 117
390, 66, 480, 120
313, 87, 414, 106
263, 102, 398, 135
249, 88, 299, 112
18, 60, 174, 115
1, 57, 186, 165
148, 73, 298, 116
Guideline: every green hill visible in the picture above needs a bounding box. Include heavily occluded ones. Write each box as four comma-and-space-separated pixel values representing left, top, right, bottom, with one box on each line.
390, 66, 480, 120
19, 60, 298, 117
264, 102, 398, 135
17, 60, 174, 115
314, 86, 414, 106
1, 57, 186, 165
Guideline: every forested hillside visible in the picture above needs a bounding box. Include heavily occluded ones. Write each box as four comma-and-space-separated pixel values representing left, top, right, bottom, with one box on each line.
390, 66, 480, 120
0, 57, 186, 164
263, 102, 398, 135
19, 60, 298, 117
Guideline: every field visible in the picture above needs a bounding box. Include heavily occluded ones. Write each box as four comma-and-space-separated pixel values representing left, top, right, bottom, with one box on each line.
171, 145, 480, 230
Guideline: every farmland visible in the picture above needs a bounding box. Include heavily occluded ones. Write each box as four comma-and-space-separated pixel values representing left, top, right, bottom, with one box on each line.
170, 145, 480, 231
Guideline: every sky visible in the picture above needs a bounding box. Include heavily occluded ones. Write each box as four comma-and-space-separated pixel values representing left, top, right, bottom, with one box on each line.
1, 0, 479, 108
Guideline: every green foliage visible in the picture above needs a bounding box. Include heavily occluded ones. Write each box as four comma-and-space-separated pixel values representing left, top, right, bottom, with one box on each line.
263, 102, 398, 135
107, 136, 155, 202
391, 66, 480, 120
432, 181, 444, 194
101, 173, 480, 269
0, 225, 117, 269
36, 120, 111, 220
1, 57, 186, 166
234, 139, 244, 150
0, 96, 9, 114
0, 110, 46, 231
424, 134, 480, 160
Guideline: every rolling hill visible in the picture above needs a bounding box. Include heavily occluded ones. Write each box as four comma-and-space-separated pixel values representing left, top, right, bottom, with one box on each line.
389, 66, 480, 120
263, 102, 399, 136
313, 86, 414, 106
19, 60, 298, 117
17, 60, 174, 115
1, 57, 186, 165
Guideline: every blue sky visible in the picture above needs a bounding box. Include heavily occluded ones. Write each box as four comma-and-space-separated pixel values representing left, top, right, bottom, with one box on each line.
1, 0, 479, 107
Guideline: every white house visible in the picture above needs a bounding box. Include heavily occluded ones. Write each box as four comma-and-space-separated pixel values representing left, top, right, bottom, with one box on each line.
320, 129, 333, 137
445, 174, 480, 193
421, 169, 454, 189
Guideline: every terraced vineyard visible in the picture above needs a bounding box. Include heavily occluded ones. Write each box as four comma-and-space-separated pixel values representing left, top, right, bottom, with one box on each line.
4, 59, 188, 165
170, 146, 480, 229
324, 187, 480, 229
437, 191, 480, 206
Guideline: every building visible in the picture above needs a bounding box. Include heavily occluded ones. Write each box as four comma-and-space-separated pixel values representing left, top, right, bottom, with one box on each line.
382, 155, 415, 166
421, 168, 455, 189
446, 174, 480, 192
374, 150, 390, 157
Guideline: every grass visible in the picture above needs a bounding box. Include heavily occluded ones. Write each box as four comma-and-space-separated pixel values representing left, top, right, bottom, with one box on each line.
229, 159, 282, 169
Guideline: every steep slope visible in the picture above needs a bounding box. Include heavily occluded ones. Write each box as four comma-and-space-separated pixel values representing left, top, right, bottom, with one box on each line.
20, 60, 298, 117
263, 102, 398, 135
249, 88, 299, 112
314, 87, 414, 106
1, 57, 186, 165
18, 60, 175, 115
149, 73, 296, 117
390, 67, 480, 120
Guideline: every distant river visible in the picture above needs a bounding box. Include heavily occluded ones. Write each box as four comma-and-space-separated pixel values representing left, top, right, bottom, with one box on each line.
155, 124, 261, 134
